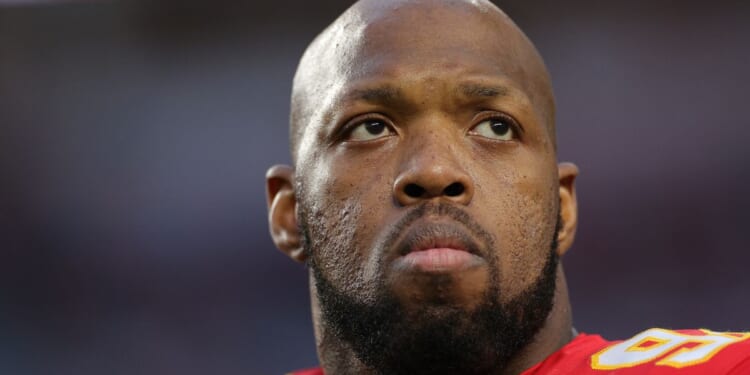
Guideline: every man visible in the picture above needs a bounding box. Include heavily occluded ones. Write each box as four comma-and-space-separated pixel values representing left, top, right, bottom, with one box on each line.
265, 0, 750, 374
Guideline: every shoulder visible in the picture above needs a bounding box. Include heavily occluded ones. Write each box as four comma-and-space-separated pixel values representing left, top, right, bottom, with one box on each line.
590, 328, 750, 373
286, 368, 324, 375
527, 328, 750, 374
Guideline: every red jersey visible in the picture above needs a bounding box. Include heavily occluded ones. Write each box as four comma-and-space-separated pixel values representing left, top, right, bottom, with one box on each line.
288, 328, 750, 374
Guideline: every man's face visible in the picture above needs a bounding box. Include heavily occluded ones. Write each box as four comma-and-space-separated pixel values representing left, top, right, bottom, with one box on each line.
275, 1, 573, 373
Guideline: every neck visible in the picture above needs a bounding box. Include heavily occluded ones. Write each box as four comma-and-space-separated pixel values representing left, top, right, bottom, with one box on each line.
311, 265, 574, 375
500, 265, 573, 375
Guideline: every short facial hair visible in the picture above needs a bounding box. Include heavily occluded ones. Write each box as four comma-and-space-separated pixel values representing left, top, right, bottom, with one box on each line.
302, 202, 560, 375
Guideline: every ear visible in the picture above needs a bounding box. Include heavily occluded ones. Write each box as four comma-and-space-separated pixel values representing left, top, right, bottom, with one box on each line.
266, 164, 306, 262
556, 162, 579, 257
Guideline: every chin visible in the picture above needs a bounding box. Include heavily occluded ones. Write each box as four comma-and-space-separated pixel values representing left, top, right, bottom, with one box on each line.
386, 264, 491, 309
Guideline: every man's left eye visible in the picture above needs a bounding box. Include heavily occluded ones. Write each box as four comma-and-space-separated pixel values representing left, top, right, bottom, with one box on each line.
470, 117, 516, 141
347, 119, 395, 141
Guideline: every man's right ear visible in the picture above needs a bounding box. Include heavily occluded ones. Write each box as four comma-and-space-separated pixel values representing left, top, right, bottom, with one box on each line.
266, 164, 306, 262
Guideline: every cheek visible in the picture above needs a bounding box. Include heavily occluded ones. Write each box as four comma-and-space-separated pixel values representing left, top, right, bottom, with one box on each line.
476, 166, 558, 300
302, 158, 393, 299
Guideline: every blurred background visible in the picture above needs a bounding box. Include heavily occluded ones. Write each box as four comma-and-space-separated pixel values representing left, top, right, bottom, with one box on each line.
1, 0, 749, 374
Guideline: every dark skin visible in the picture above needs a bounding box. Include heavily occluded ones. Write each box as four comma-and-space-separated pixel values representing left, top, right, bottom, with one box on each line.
267, 0, 579, 374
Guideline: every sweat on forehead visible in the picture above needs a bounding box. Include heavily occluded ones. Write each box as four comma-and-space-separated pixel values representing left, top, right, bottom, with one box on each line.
289, 0, 556, 164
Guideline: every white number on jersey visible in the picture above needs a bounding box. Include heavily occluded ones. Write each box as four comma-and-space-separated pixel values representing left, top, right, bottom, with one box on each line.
591, 328, 750, 370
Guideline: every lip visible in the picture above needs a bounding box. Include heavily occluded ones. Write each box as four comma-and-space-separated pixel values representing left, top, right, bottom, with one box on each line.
389, 220, 486, 273
397, 248, 483, 272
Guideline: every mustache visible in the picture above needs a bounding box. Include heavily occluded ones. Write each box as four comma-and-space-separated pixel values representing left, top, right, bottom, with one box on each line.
379, 202, 496, 259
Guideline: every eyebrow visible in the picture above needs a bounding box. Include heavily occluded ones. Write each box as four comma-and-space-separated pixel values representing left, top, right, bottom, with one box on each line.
459, 83, 510, 98
344, 86, 402, 104
340, 82, 510, 106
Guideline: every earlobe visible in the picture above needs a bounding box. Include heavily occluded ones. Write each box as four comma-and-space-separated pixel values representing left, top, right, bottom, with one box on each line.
266, 164, 306, 262
556, 162, 579, 257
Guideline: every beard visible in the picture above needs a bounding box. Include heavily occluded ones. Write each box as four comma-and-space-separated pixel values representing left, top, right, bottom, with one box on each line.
302, 202, 560, 375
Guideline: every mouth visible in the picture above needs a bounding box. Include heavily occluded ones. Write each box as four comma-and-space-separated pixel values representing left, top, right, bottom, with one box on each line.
391, 221, 486, 273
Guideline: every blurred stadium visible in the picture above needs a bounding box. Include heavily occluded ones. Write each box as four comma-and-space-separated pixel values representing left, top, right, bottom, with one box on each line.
1, 1, 749, 374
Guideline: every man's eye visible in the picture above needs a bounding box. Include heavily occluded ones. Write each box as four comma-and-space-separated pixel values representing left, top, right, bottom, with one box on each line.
347, 119, 394, 141
470, 117, 516, 141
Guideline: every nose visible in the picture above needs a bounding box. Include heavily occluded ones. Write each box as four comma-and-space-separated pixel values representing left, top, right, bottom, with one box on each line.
393, 140, 474, 207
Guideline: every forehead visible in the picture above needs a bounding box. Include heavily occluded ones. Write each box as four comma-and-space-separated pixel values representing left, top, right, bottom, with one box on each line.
317, 1, 534, 83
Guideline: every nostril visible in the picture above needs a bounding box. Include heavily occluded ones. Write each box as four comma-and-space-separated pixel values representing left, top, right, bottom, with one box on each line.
443, 182, 464, 197
404, 183, 425, 198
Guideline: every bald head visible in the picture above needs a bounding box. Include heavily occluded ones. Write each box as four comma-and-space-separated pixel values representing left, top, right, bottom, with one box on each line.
289, 0, 555, 164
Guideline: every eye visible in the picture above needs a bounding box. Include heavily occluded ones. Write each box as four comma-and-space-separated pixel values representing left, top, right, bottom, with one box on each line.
346, 119, 395, 141
470, 116, 516, 141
